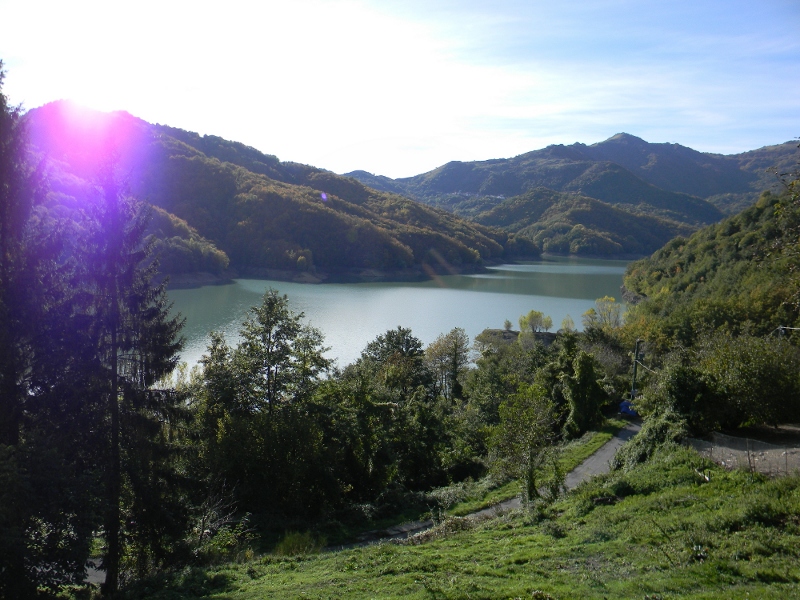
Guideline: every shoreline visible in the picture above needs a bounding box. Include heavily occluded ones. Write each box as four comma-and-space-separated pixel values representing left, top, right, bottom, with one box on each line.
164, 253, 637, 290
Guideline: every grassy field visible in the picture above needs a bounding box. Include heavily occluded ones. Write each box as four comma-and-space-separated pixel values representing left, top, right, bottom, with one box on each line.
120, 443, 800, 599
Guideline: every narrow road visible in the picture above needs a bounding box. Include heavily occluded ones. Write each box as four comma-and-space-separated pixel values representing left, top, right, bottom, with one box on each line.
344, 418, 642, 547
564, 418, 641, 489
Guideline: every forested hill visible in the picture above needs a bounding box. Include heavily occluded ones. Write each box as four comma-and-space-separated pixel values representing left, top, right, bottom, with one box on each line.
623, 182, 800, 347
471, 187, 696, 256
25, 101, 536, 281
347, 134, 798, 258
349, 133, 796, 214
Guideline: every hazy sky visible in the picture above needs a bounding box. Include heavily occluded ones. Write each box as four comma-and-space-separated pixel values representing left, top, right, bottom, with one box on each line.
1, 0, 798, 178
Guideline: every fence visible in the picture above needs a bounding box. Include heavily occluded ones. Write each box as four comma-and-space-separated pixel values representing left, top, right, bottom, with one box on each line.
685, 432, 800, 476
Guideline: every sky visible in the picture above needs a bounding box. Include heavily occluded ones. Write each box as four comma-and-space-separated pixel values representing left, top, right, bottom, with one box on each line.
1, 0, 798, 179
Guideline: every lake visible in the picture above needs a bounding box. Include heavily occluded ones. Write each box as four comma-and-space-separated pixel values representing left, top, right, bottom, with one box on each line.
168, 256, 629, 369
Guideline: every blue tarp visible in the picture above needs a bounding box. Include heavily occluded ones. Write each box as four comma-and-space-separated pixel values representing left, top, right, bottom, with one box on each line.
619, 400, 638, 416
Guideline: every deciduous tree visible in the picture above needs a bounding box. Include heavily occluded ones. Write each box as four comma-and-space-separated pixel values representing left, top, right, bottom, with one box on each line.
426, 327, 470, 400
519, 309, 552, 334
490, 383, 562, 503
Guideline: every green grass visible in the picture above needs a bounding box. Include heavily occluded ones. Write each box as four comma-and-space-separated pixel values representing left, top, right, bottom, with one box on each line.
120, 445, 800, 599
447, 478, 522, 517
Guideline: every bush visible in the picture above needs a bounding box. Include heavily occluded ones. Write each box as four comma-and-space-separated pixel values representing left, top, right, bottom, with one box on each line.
194, 515, 255, 564
611, 408, 688, 471
273, 531, 326, 556
635, 334, 800, 433
635, 348, 721, 434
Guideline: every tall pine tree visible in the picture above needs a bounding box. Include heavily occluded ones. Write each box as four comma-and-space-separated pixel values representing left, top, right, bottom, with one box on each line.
0, 58, 101, 598
0, 61, 185, 596
85, 161, 184, 594
0, 58, 53, 598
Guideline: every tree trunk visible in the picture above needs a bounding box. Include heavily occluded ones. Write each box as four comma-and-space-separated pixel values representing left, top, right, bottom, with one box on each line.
103, 292, 121, 596
103, 173, 122, 596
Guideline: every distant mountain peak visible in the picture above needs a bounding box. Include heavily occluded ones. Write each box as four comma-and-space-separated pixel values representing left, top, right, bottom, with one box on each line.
600, 133, 648, 145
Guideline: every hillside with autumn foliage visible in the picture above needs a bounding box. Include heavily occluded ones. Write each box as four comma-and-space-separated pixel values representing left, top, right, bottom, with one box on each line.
26, 101, 536, 282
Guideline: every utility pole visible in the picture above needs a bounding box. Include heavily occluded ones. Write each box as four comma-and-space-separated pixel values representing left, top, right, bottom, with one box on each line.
630, 339, 643, 401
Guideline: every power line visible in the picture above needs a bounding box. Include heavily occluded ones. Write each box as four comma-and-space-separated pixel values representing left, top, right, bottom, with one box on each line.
772, 326, 800, 336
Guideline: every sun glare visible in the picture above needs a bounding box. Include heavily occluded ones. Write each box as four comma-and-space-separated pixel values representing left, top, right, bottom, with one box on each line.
32, 98, 150, 185
2, 0, 797, 176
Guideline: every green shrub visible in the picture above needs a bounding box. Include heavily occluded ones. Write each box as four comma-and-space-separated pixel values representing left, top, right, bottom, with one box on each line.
611, 408, 688, 471
194, 515, 255, 564
273, 531, 326, 556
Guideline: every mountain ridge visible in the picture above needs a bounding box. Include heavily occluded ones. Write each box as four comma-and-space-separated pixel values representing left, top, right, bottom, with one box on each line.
346, 133, 798, 257
25, 101, 538, 282
28, 102, 798, 267
348, 133, 796, 203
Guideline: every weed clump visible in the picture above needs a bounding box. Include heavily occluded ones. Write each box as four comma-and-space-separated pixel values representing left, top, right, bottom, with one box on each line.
193, 514, 256, 565
273, 531, 326, 556
425, 475, 501, 510
402, 515, 477, 545
539, 519, 566, 539
611, 408, 688, 471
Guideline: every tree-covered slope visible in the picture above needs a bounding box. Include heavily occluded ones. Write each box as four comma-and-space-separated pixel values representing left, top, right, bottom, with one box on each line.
576, 133, 798, 213
145, 206, 230, 276
347, 134, 798, 258
348, 135, 734, 221
389, 151, 718, 223
26, 101, 534, 279
623, 186, 800, 345
577, 133, 755, 197
473, 188, 695, 256
350, 133, 797, 214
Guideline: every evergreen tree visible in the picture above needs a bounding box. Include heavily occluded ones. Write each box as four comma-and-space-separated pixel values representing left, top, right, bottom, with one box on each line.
0, 60, 103, 597
0, 60, 34, 449
0, 59, 86, 598
82, 162, 184, 594
0, 60, 33, 596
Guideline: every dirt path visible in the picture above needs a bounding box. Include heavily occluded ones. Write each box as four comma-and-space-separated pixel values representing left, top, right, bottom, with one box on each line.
339, 418, 642, 548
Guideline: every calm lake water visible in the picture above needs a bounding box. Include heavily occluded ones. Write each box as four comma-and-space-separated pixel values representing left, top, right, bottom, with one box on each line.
168, 257, 629, 369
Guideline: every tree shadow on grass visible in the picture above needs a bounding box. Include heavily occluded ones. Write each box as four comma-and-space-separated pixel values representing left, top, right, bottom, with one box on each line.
119, 567, 237, 599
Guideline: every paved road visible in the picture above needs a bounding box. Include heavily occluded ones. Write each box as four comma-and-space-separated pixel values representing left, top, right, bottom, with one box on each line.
343, 418, 642, 547
564, 419, 641, 489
